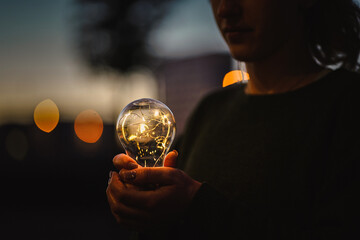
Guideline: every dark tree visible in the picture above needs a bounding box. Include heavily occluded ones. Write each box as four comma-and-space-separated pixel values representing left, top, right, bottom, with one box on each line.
76, 0, 174, 73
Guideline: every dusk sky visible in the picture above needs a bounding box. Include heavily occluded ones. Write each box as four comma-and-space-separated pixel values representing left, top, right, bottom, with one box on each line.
0, 0, 226, 125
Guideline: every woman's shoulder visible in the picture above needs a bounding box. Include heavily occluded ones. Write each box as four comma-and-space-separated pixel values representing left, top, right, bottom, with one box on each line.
183, 83, 245, 135
328, 68, 360, 88
325, 68, 360, 123
309, 68, 360, 105
330, 69, 360, 100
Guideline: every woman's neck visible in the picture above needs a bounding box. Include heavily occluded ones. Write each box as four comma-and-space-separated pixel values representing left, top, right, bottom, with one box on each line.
244, 29, 329, 95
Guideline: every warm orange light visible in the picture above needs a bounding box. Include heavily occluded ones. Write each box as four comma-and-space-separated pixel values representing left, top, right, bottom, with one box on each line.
222, 70, 250, 87
34, 99, 60, 133
243, 71, 250, 81
74, 109, 103, 143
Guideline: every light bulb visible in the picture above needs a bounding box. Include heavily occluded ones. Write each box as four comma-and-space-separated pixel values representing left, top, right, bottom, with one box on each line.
116, 98, 176, 167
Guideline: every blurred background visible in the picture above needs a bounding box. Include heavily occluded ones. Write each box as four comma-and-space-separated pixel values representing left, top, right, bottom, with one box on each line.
0, 0, 235, 238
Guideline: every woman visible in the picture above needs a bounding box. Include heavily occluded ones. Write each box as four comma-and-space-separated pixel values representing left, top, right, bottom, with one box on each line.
107, 0, 360, 239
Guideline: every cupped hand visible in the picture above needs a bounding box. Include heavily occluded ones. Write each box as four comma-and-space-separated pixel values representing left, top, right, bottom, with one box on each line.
106, 151, 202, 231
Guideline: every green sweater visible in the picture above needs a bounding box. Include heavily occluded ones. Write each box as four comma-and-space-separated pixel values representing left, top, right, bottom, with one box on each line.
176, 69, 360, 239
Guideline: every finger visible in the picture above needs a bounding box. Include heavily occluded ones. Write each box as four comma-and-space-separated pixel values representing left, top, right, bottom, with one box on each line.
163, 150, 178, 168
108, 171, 163, 210
108, 171, 134, 200
120, 167, 180, 186
113, 153, 139, 170
107, 171, 153, 211
107, 188, 149, 222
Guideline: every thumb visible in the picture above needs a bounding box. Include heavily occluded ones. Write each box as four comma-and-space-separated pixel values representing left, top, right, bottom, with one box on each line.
164, 150, 178, 168
120, 167, 180, 185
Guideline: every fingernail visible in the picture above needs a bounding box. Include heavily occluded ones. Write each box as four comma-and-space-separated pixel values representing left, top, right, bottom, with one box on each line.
123, 170, 136, 181
173, 150, 178, 156
127, 162, 138, 169
108, 171, 113, 184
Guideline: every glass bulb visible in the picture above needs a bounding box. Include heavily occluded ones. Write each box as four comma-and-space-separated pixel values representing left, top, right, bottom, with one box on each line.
116, 98, 176, 167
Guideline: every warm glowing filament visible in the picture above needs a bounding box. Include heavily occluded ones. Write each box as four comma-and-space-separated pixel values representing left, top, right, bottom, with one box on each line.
139, 124, 147, 133
120, 106, 174, 167
128, 135, 137, 141
153, 112, 171, 166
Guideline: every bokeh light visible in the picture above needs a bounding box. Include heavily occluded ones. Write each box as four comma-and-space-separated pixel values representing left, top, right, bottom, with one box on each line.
5, 129, 28, 161
223, 70, 250, 87
74, 109, 103, 143
34, 99, 60, 133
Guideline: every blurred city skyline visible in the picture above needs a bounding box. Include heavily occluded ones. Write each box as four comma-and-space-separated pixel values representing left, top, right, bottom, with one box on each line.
0, 0, 229, 125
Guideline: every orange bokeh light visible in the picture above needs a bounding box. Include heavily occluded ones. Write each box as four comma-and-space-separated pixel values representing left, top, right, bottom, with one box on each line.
34, 99, 59, 133
74, 109, 103, 143
223, 70, 250, 88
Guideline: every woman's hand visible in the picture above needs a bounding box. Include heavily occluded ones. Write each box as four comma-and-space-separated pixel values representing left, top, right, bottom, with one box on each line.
106, 151, 202, 231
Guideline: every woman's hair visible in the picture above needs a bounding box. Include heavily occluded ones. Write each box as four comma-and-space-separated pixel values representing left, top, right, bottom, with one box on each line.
305, 0, 360, 71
